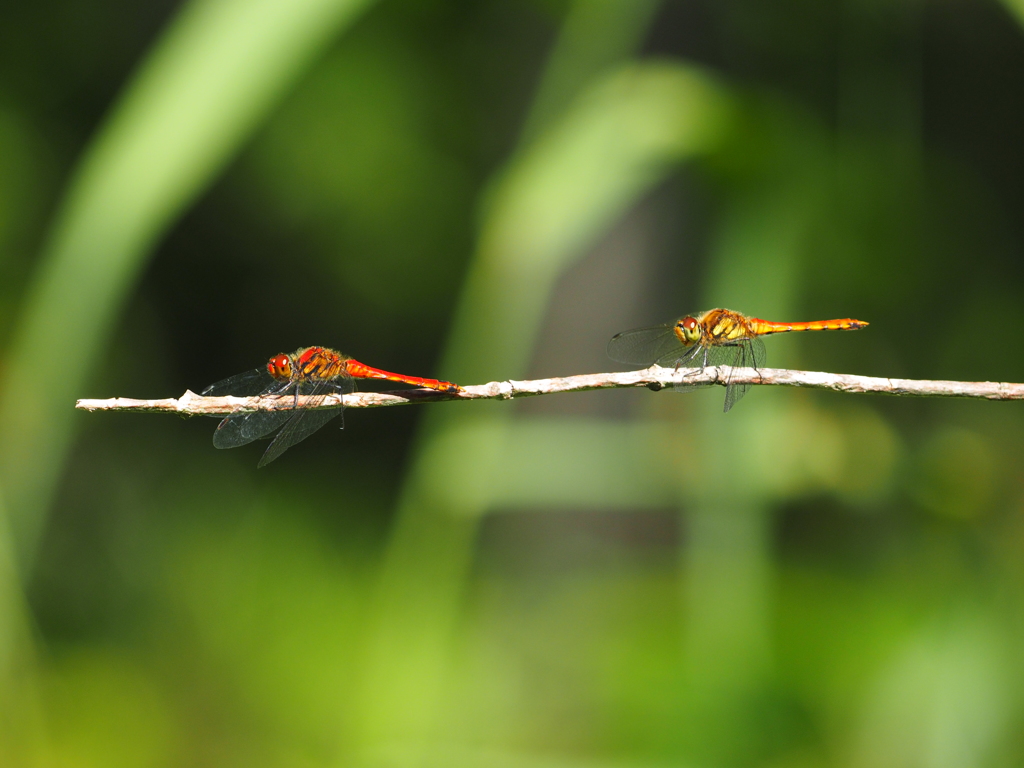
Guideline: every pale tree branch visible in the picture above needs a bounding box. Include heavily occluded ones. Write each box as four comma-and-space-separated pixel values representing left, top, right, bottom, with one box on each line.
75, 367, 1024, 414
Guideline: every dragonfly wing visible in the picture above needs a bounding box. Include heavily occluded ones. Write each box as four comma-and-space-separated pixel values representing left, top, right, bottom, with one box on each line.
607, 325, 681, 366
206, 368, 293, 448
748, 335, 767, 369
666, 343, 751, 408
202, 367, 276, 397
660, 342, 705, 369
256, 378, 352, 467
664, 344, 714, 392
212, 409, 293, 449
257, 407, 341, 467
722, 336, 766, 412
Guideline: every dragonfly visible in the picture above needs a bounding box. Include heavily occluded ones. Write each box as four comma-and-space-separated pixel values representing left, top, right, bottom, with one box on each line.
607, 308, 868, 412
202, 346, 461, 466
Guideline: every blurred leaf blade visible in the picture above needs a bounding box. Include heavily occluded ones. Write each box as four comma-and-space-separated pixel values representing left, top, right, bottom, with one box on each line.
358, 59, 737, 752
446, 61, 734, 385
999, 0, 1024, 28
4, 1, 1022, 763
0, 0, 377, 565
0, 486, 46, 764
521, 0, 661, 142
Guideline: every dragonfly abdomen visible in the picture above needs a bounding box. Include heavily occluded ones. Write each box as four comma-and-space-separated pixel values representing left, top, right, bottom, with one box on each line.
345, 359, 462, 392
748, 318, 869, 335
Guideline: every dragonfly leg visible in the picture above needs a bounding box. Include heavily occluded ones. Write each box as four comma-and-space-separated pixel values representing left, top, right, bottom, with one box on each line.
674, 347, 708, 380
265, 384, 296, 409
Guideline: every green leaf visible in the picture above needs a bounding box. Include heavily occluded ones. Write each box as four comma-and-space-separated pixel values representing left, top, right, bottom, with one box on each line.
0, 0, 377, 565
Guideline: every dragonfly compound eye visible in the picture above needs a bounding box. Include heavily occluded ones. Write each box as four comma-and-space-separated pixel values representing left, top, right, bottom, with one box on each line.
678, 317, 701, 343
268, 354, 292, 380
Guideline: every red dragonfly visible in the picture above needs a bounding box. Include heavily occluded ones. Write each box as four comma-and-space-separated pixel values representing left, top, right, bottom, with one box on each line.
203, 346, 461, 466
608, 308, 867, 412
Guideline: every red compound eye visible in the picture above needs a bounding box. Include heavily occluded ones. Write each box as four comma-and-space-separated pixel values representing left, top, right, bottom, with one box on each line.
267, 354, 292, 379
683, 317, 698, 331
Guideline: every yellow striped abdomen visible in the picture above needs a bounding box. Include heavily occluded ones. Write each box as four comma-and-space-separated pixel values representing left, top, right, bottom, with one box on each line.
747, 317, 868, 336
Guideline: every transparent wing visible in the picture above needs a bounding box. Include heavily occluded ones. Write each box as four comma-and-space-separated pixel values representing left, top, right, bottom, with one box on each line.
607, 325, 683, 366
256, 376, 355, 467
257, 407, 342, 467
202, 367, 277, 397
212, 408, 294, 449
722, 336, 767, 413
205, 366, 293, 448
669, 343, 724, 392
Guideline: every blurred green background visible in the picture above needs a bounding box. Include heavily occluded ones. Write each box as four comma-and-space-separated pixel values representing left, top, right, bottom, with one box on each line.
2, 0, 1024, 765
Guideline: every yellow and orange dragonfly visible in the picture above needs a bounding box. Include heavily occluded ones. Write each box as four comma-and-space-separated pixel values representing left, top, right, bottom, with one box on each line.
607, 308, 868, 411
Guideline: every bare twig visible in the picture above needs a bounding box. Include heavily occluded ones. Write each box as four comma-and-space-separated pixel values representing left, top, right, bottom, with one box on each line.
75, 367, 1024, 414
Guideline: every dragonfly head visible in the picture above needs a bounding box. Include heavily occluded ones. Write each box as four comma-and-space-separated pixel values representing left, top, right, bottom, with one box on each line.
676, 316, 702, 345
267, 353, 294, 381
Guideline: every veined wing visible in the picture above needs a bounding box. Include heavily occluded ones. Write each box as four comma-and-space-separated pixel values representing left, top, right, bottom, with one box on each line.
613, 322, 769, 411
667, 343, 716, 392
202, 367, 277, 397
205, 368, 293, 448
668, 337, 766, 409
607, 325, 683, 366
721, 336, 766, 412
257, 377, 354, 467
212, 407, 294, 449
